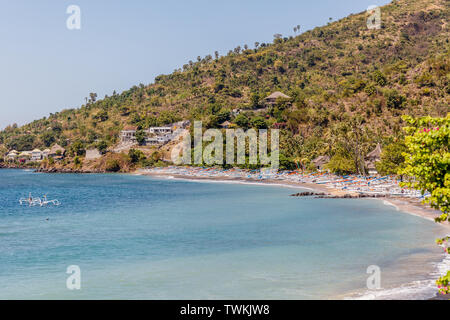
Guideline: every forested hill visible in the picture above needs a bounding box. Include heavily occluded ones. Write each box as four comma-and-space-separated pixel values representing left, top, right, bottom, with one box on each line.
1, 0, 448, 171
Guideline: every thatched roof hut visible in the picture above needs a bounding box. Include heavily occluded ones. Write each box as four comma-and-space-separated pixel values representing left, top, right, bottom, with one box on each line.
312, 155, 330, 170
366, 144, 382, 161
264, 92, 291, 105
49, 144, 66, 157
365, 144, 382, 174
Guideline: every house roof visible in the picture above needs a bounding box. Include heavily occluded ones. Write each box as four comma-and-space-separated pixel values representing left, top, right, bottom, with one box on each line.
32, 149, 42, 153
123, 125, 138, 131
50, 144, 65, 154
312, 155, 330, 166
265, 91, 291, 100
19, 151, 31, 157
367, 143, 382, 160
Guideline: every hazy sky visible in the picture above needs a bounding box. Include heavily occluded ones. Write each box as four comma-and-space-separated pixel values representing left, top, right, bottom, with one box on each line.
0, 0, 390, 130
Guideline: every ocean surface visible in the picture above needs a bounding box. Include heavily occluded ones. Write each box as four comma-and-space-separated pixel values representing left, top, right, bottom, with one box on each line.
0, 169, 448, 299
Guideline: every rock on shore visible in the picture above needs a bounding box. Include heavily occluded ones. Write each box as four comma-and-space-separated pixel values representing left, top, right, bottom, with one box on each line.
36, 167, 105, 174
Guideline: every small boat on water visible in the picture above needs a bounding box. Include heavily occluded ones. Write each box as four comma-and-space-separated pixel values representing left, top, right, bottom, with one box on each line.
19, 193, 60, 207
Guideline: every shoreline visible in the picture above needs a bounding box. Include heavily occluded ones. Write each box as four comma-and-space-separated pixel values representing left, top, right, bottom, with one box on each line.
138, 170, 449, 229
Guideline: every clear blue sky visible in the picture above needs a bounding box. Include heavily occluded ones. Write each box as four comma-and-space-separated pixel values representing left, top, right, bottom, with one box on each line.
0, 0, 390, 130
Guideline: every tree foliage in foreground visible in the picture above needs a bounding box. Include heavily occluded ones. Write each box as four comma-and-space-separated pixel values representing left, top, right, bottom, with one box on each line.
399, 114, 449, 295
399, 114, 449, 219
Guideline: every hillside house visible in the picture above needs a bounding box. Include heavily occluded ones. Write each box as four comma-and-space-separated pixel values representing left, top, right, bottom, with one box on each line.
119, 121, 190, 147
18, 151, 32, 161
43, 149, 51, 158
120, 126, 138, 143
31, 149, 43, 161
49, 144, 66, 159
147, 126, 172, 135
263, 92, 291, 106
365, 144, 382, 175
6, 150, 18, 161
312, 155, 330, 171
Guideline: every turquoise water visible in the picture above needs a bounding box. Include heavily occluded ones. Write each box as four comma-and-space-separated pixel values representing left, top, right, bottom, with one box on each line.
0, 169, 446, 299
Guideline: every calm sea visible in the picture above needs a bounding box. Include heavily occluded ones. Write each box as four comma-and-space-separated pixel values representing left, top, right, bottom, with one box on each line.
0, 169, 447, 299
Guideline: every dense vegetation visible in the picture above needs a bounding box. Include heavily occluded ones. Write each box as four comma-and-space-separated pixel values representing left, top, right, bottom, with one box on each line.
400, 114, 449, 295
0, 0, 448, 173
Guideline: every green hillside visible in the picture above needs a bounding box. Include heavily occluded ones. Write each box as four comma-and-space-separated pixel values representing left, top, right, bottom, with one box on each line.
1, 0, 448, 172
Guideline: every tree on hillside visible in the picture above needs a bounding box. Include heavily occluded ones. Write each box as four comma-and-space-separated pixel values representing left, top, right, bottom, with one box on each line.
89, 93, 97, 103
97, 140, 108, 154
69, 140, 85, 157
330, 116, 370, 175
375, 141, 407, 175
234, 114, 250, 129
7, 135, 35, 151
41, 131, 56, 147
135, 129, 147, 146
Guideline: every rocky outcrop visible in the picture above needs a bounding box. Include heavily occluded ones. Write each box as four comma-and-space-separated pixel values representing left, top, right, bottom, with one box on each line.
36, 167, 105, 174
290, 192, 328, 197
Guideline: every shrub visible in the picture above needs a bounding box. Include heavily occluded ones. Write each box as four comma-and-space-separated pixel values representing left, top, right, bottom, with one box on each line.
372, 70, 387, 86
325, 154, 356, 175
105, 159, 121, 172
414, 72, 434, 87
385, 90, 406, 109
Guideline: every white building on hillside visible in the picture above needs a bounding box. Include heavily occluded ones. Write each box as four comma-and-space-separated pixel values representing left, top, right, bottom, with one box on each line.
147, 126, 172, 135
43, 149, 51, 158
31, 149, 43, 161
119, 121, 190, 147
120, 125, 138, 143
6, 150, 19, 161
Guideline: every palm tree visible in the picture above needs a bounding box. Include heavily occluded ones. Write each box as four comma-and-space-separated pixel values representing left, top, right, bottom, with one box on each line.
89, 92, 97, 103
273, 34, 282, 40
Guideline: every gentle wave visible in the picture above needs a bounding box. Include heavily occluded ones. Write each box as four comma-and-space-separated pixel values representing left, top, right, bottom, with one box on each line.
348, 253, 450, 300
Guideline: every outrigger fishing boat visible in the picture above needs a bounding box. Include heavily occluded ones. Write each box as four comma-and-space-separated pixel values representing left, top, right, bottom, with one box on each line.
19, 193, 61, 207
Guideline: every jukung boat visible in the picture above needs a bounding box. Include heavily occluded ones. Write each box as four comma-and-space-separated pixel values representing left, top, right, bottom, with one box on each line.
19, 194, 60, 207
